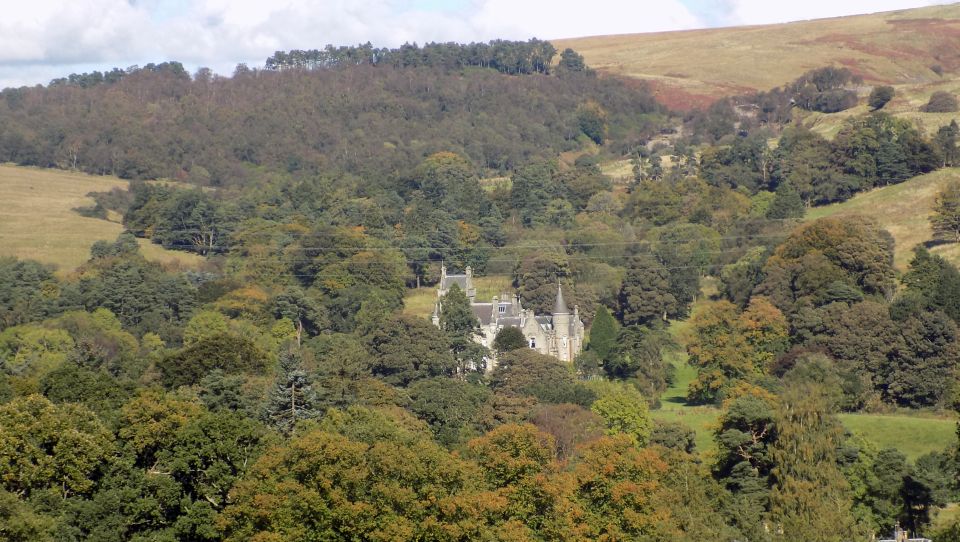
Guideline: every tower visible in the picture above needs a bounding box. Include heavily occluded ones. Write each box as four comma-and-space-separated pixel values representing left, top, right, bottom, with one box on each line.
552, 282, 571, 361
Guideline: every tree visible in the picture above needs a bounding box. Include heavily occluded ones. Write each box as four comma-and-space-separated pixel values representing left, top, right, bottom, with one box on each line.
577, 100, 608, 145
587, 305, 617, 363
157, 410, 272, 511
557, 48, 587, 72
408, 377, 489, 446
182, 310, 229, 346
586, 380, 653, 446
922, 91, 958, 113
686, 298, 787, 404
0, 258, 59, 331
0, 394, 114, 498
713, 393, 777, 538
900, 246, 960, 324
157, 334, 267, 389
936, 120, 960, 167
766, 181, 804, 219
367, 315, 456, 386
605, 325, 671, 398
768, 383, 865, 542
932, 179, 960, 243
492, 326, 527, 354
311, 333, 371, 409
868, 86, 895, 110
491, 349, 594, 406
264, 348, 318, 435
618, 254, 677, 325
528, 403, 605, 459
438, 283, 478, 338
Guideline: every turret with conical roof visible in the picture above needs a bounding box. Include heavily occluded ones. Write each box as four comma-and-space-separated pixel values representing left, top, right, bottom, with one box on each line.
553, 281, 570, 315
553, 282, 571, 351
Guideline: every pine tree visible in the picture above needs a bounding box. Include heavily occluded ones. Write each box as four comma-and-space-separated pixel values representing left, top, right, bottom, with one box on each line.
588, 305, 618, 363
766, 181, 805, 219
439, 284, 478, 338
264, 348, 318, 435
768, 383, 866, 541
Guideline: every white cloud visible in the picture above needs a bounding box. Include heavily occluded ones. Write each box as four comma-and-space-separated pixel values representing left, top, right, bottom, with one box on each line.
468, 0, 702, 39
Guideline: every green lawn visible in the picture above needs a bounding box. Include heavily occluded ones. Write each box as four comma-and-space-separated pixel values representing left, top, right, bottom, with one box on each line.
838, 412, 957, 462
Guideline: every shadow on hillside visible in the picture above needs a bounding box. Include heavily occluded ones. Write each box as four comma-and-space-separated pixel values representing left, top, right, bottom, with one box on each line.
923, 238, 955, 249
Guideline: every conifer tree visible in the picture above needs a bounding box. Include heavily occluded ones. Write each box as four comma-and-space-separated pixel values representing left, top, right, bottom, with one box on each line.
766, 181, 805, 219
588, 305, 617, 363
264, 348, 318, 435
768, 383, 865, 541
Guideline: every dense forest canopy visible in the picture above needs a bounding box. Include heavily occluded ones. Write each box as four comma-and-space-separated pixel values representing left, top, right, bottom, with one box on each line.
0, 41, 662, 186
2, 34, 960, 541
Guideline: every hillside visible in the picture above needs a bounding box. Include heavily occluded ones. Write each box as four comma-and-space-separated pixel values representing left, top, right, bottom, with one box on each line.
0, 164, 203, 273
555, 3, 960, 110
806, 167, 960, 270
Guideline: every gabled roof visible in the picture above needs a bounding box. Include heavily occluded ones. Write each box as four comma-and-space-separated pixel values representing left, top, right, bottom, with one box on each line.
441, 275, 468, 291
471, 303, 494, 325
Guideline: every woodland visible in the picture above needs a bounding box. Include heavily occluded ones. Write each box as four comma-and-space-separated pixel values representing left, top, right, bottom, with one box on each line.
2, 40, 960, 541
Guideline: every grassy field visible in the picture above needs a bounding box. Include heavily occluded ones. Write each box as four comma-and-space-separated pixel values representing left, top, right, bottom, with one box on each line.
805, 167, 960, 270
554, 4, 960, 110
0, 164, 204, 274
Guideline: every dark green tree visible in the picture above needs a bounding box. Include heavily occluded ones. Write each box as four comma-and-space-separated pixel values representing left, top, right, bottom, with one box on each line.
263, 348, 318, 435
587, 305, 618, 363
606, 326, 671, 398
158, 334, 267, 389
935, 120, 960, 167
868, 86, 895, 110
493, 326, 527, 354
408, 377, 489, 446
438, 284, 478, 338
932, 179, 960, 243
367, 315, 456, 386
618, 254, 677, 326
766, 181, 805, 219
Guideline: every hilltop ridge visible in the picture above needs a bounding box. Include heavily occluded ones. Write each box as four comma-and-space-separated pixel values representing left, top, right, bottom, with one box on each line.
554, 3, 960, 109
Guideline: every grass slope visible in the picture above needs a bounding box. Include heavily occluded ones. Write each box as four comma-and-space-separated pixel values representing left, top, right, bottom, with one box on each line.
554, 4, 960, 110
806, 167, 960, 270
0, 164, 203, 274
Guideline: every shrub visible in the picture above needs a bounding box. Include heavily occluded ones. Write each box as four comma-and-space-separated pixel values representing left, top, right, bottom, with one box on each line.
868, 86, 895, 110
922, 91, 958, 113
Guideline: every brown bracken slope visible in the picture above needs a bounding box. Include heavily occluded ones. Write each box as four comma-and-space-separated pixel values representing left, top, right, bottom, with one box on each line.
553, 3, 960, 110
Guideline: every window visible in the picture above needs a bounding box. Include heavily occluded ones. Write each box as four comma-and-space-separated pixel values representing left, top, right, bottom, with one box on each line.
529, 337, 536, 349
498, 305, 506, 314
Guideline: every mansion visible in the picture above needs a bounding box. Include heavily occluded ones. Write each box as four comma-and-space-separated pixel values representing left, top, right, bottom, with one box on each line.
432, 265, 585, 365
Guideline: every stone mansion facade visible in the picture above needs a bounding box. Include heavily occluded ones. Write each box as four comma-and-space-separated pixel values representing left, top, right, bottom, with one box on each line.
431, 265, 585, 364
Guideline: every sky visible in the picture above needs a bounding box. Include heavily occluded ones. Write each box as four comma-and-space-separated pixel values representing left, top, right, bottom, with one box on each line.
0, 0, 952, 88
